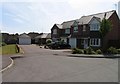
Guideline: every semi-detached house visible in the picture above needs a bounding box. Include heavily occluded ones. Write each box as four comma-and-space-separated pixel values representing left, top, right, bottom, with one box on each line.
51, 10, 120, 49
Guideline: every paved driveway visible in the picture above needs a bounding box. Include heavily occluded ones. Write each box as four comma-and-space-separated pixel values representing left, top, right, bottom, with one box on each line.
2, 45, 118, 82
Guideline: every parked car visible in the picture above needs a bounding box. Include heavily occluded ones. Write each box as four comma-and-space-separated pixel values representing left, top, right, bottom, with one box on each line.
46, 41, 71, 49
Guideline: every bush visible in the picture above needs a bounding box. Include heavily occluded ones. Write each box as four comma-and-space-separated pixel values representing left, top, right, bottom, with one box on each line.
46, 39, 52, 44
107, 47, 118, 54
117, 49, 120, 54
72, 48, 84, 54
0, 42, 7, 46
96, 49, 102, 54
84, 47, 95, 54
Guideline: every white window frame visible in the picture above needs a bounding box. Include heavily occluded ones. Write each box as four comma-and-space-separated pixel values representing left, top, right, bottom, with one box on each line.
90, 38, 101, 47
73, 26, 78, 33
65, 28, 70, 34
90, 24, 100, 31
53, 29, 57, 34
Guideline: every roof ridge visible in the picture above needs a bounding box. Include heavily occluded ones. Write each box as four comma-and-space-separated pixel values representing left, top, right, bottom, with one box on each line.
82, 10, 115, 17
62, 19, 78, 23
56, 24, 62, 25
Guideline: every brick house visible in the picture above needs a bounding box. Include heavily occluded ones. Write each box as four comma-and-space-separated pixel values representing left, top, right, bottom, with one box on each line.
35, 33, 51, 45
51, 10, 120, 49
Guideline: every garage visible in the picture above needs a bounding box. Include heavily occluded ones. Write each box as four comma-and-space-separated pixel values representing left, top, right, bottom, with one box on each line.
69, 38, 76, 48
19, 33, 31, 45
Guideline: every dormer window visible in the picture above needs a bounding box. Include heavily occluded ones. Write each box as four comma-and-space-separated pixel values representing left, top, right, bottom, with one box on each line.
73, 26, 78, 33
90, 24, 100, 31
89, 17, 100, 31
53, 29, 57, 34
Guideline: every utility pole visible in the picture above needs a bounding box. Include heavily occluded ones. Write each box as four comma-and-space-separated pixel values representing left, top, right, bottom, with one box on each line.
118, 1, 120, 18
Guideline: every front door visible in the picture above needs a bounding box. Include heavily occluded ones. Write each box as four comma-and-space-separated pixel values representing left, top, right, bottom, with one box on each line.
69, 38, 76, 48
84, 39, 88, 49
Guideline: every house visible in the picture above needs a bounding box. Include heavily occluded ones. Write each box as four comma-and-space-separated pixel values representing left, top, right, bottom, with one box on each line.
51, 10, 120, 49
28, 32, 40, 44
19, 33, 31, 45
35, 33, 51, 45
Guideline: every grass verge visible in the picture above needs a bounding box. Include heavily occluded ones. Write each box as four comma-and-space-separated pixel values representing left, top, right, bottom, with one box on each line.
0, 44, 18, 55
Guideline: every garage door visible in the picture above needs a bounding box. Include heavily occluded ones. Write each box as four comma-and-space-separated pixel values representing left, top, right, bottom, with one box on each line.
69, 38, 76, 48
19, 38, 31, 45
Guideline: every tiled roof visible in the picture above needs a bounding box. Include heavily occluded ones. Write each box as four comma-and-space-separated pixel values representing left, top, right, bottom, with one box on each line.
41, 33, 49, 38
35, 35, 42, 39
78, 10, 115, 24
35, 33, 51, 39
46, 33, 51, 38
61, 20, 76, 29
19, 33, 31, 38
52, 10, 115, 29
56, 24, 63, 29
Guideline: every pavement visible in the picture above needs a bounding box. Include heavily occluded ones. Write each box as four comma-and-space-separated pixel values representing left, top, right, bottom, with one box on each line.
2, 53, 23, 71
68, 54, 120, 58
2, 45, 119, 82
2, 55, 11, 69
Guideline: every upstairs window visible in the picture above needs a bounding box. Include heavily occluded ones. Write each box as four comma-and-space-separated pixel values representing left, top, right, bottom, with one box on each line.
53, 29, 57, 34
73, 26, 78, 33
90, 24, 100, 31
83, 25, 86, 31
65, 28, 70, 34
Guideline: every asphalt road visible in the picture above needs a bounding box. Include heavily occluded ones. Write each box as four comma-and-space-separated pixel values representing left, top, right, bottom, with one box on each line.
2, 45, 118, 82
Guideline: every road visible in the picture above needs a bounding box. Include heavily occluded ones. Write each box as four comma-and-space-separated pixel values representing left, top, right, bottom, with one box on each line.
2, 45, 118, 82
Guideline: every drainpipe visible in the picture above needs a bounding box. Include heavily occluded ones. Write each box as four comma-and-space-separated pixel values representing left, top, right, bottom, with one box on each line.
88, 37, 90, 48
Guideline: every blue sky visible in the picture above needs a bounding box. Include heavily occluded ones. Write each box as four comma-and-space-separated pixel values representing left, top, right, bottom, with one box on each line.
0, 0, 119, 34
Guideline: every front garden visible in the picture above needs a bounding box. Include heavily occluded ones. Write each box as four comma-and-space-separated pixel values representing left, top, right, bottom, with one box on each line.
0, 43, 19, 55
72, 47, 120, 55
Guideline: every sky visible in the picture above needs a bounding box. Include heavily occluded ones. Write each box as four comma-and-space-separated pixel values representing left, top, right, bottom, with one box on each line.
0, 0, 119, 34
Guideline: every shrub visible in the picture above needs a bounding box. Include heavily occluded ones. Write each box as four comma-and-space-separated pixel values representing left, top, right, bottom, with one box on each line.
84, 47, 95, 54
72, 48, 84, 54
1, 42, 7, 46
96, 49, 102, 54
107, 47, 118, 54
92, 51, 96, 54
46, 39, 52, 44
117, 49, 120, 54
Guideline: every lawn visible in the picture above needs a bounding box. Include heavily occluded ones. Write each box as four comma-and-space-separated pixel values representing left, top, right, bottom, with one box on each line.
0, 44, 18, 55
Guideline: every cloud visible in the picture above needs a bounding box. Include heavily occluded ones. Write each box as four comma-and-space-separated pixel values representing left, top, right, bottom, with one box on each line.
0, 0, 68, 3
1, 0, 119, 34
13, 18, 24, 23
0, 24, 4, 30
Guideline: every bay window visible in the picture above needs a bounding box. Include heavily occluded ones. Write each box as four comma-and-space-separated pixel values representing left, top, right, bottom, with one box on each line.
90, 38, 101, 46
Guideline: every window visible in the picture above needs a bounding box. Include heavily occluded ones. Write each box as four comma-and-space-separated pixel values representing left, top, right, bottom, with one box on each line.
53, 29, 57, 34
90, 38, 100, 46
65, 29, 70, 34
90, 24, 100, 31
83, 25, 86, 31
74, 26, 78, 32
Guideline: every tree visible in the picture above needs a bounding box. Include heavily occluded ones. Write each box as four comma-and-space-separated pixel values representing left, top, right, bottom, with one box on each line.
99, 14, 112, 52
99, 18, 112, 38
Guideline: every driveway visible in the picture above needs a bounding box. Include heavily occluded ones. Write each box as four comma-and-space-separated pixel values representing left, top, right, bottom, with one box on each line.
2, 45, 118, 82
